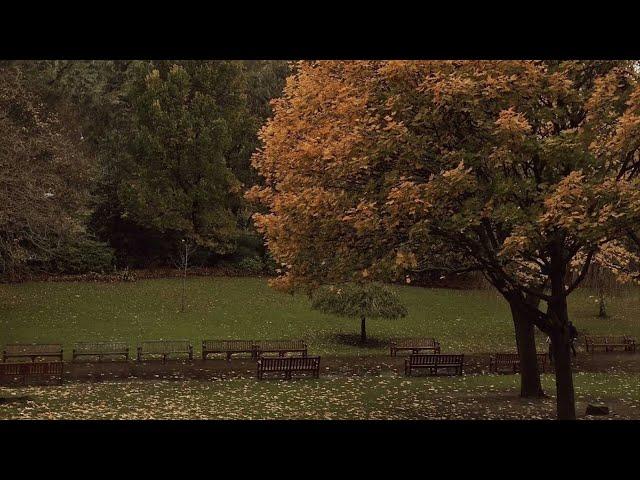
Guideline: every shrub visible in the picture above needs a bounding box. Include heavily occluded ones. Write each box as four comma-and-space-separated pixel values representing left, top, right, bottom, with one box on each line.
46, 238, 115, 274
235, 256, 265, 275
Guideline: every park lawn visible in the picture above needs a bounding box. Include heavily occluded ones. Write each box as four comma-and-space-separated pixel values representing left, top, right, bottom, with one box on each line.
1, 372, 638, 420
1, 276, 639, 358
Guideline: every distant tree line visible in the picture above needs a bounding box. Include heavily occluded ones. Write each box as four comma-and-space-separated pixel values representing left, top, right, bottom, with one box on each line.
0, 60, 289, 279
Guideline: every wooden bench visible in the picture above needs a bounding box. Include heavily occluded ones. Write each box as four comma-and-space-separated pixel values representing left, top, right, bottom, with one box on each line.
405, 354, 464, 376
584, 335, 637, 353
2, 343, 63, 363
72, 342, 129, 362
137, 340, 193, 363
390, 338, 441, 356
257, 356, 321, 380
0, 361, 64, 385
202, 340, 257, 361
256, 340, 308, 357
489, 352, 548, 373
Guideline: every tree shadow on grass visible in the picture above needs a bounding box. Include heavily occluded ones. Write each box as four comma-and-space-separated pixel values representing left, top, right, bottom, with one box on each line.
329, 333, 388, 349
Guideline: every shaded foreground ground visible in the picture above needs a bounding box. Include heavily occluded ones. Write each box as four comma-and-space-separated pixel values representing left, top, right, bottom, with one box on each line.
1, 372, 638, 420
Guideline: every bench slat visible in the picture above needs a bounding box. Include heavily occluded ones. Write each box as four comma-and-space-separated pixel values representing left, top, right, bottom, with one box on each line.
257, 356, 320, 379
405, 354, 464, 377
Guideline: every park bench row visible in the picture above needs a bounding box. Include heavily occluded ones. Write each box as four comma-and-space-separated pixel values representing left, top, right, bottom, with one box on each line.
1, 337, 442, 363
0, 352, 550, 383
0, 356, 323, 383
1, 340, 310, 364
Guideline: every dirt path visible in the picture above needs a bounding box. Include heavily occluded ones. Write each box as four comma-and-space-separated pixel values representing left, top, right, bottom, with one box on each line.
2, 351, 638, 386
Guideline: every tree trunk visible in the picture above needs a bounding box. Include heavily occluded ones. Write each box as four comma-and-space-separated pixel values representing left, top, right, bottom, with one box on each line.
360, 316, 367, 344
510, 301, 544, 397
550, 326, 575, 420
548, 256, 576, 420
598, 292, 608, 318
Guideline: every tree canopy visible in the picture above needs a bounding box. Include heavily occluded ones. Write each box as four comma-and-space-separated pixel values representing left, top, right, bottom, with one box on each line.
0, 62, 104, 277
311, 282, 407, 343
311, 282, 407, 320
0, 60, 289, 275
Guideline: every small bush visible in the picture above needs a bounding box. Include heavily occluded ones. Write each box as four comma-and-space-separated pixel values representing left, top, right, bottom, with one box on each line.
235, 256, 265, 275
47, 238, 115, 274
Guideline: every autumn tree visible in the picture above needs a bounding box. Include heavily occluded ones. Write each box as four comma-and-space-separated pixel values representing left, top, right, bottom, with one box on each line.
248, 60, 640, 420
0, 62, 109, 278
311, 283, 407, 344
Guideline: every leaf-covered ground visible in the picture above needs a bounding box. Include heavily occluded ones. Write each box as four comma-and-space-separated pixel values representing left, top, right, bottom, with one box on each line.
1, 372, 638, 420
1, 277, 639, 358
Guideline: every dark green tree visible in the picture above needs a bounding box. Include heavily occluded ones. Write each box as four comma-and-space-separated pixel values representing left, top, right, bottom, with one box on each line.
114, 62, 245, 255
311, 282, 408, 344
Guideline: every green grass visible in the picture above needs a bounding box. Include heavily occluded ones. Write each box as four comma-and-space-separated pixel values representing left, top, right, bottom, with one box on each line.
1, 372, 638, 419
1, 276, 639, 358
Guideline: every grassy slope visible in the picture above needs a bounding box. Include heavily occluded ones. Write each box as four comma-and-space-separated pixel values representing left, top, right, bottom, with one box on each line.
1, 277, 639, 358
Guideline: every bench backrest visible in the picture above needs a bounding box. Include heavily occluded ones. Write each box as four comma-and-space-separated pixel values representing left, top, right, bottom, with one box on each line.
27, 362, 64, 375
259, 356, 319, 371
0, 362, 63, 375
74, 341, 128, 353
256, 340, 306, 351
409, 354, 463, 365
139, 340, 191, 353
203, 340, 255, 351
494, 353, 547, 363
3, 343, 63, 356
392, 338, 438, 348
494, 353, 519, 363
